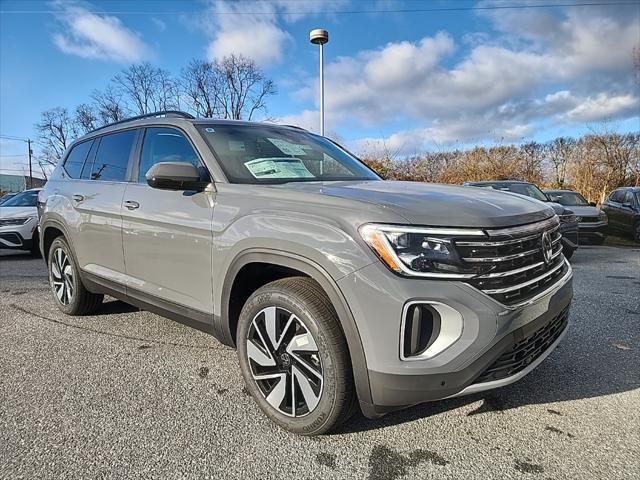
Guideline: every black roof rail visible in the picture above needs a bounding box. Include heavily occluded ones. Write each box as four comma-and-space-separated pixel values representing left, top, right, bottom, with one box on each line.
87, 110, 195, 135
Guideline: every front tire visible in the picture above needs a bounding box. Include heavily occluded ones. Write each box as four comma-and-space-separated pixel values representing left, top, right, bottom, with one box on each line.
48, 237, 103, 315
237, 277, 355, 435
634, 221, 640, 244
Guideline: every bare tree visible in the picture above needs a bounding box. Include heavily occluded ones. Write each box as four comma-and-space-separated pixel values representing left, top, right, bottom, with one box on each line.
181, 59, 221, 118
113, 63, 179, 115
91, 86, 127, 124
546, 137, 575, 188
74, 103, 99, 134
35, 107, 77, 165
216, 55, 276, 120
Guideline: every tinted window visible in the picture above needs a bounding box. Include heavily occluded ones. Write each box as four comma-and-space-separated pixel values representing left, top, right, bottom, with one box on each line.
1, 190, 38, 207
624, 191, 634, 205
88, 130, 137, 182
63, 140, 93, 179
197, 125, 379, 184
609, 190, 624, 203
138, 128, 202, 183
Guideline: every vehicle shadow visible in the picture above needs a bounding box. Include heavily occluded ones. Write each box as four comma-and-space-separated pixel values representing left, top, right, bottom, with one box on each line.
336, 320, 640, 435
91, 298, 140, 315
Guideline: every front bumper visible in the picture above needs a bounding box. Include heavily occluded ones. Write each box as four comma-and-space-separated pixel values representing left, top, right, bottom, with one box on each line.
577, 221, 608, 241
560, 221, 579, 249
0, 219, 38, 250
337, 259, 573, 417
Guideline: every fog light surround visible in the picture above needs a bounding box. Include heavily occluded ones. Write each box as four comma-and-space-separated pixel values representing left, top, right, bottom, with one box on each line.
400, 301, 463, 361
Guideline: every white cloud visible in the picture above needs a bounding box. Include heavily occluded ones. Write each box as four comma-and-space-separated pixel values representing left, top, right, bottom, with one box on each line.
563, 93, 640, 123
52, 1, 151, 62
289, 3, 639, 145
202, 0, 347, 66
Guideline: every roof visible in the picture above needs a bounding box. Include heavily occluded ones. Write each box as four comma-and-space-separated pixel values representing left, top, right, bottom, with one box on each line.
465, 180, 531, 185
72, 111, 308, 149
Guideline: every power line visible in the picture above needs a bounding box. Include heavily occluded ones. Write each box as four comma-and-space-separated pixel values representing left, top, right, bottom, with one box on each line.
0, 134, 28, 142
1, 1, 637, 15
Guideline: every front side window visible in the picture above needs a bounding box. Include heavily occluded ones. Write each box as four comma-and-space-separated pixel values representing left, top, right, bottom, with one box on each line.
138, 128, 204, 183
546, 191, 589, 206
63, 140, 93, 179
624, 191, 635, 205
86, 130, 137, 182
197, 124, 379, 184
1, 189, 38, 207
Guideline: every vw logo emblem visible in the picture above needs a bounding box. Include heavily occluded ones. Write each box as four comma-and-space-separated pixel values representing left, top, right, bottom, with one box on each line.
541, 231, 553, 265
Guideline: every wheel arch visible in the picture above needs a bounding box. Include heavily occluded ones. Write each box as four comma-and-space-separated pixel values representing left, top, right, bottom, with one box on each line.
217, 249, 373, 406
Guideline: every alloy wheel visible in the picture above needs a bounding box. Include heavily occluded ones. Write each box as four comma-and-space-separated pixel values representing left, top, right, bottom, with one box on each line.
50, 247, 74, 306
246, 306, 323, 417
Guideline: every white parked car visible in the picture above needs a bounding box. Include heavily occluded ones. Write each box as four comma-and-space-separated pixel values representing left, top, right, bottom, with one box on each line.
0, 188, 41, 255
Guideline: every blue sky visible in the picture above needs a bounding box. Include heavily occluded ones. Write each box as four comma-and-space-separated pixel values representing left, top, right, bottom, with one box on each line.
1, 0, 639, 176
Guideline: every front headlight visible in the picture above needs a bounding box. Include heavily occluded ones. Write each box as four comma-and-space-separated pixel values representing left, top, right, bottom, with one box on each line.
559, 213, 576, 223
0, 217, 34, 227
359, 224, 483, 277
599, 211, 607, 221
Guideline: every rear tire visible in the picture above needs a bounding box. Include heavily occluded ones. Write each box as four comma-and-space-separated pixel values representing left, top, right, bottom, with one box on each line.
30, 229, 41, 257
48, 237, 103, 315
237, 277, 356, 435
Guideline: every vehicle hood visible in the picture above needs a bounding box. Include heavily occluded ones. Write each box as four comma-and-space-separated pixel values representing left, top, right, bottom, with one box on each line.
276, 180, 555, 228
566, 205, 602, 217
0, 206, 37, 219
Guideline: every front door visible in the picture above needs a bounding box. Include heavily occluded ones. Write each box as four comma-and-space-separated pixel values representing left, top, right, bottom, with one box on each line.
120, 126, 215, 314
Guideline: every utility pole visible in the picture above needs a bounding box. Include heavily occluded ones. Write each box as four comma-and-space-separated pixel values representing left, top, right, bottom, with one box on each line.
27, 139, 33, 189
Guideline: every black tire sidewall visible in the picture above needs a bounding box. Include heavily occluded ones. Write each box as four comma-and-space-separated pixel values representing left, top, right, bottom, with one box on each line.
237, 284, 346, 435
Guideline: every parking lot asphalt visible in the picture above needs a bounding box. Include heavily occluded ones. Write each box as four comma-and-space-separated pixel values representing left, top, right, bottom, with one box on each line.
1, 246, 639, 480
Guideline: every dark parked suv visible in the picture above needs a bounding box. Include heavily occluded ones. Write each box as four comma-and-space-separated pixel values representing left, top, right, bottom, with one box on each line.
39, 111, 573, 435
602, 187, 640, 243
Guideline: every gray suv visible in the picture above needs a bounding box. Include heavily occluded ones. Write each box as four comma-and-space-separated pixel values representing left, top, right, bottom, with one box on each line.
39, 111, 573, 435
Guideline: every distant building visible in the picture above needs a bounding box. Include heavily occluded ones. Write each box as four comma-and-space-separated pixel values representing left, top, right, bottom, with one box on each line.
0, 174, 46, 193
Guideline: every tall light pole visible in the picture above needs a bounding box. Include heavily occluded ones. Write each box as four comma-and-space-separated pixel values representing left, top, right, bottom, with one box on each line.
309, 29, 329, 136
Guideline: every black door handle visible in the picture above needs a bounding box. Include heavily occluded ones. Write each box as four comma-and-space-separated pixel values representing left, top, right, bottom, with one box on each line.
124, 200, 140, 210
72, 194, 85, 202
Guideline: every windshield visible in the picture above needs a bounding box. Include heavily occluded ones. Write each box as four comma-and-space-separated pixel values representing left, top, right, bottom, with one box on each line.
197, 124, 379, 184
1, 190, 38, 207
546, 191, 589, 206
473, 183, 548, 202
636, 192, 640, 206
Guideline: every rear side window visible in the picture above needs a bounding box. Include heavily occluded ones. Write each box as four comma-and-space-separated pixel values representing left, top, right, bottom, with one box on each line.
87, 130, 137, 182
138, 127, 202, 183
63, 140, 93, 179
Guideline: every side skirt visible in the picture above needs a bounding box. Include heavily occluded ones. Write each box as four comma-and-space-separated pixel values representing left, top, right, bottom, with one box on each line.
81, 271, 221, 340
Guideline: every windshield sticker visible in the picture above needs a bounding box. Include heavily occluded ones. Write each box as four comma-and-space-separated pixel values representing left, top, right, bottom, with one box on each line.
244, 157, 314, 179
204, 127, 215, 133
266, 138, 308, 156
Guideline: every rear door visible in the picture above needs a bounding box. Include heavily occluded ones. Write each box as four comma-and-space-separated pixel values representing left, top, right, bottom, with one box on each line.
61, 129, 138, 284
120, 126, 215, 315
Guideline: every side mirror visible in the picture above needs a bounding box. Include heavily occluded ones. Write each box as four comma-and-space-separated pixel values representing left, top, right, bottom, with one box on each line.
146, 162, 210, 191
589, 202, 597, 207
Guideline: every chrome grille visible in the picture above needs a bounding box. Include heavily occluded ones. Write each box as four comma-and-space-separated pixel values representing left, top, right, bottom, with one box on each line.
454, 216, 568, 306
